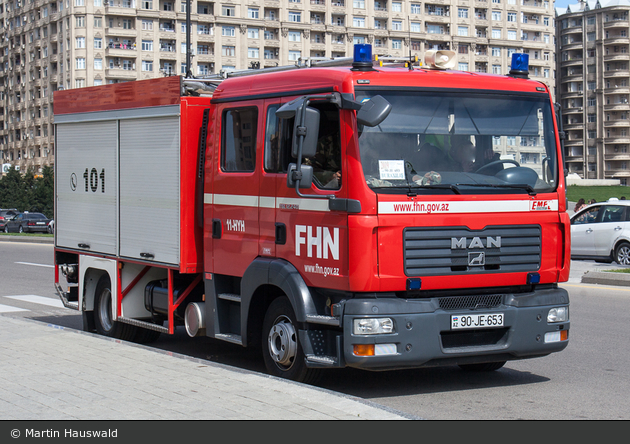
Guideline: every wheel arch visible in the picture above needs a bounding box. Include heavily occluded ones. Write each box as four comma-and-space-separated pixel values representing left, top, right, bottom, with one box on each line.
241, 258, 316, 348
613, 239, 630, 264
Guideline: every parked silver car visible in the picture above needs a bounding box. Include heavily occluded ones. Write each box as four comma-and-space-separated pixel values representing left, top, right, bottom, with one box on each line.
571, 198, 630, 265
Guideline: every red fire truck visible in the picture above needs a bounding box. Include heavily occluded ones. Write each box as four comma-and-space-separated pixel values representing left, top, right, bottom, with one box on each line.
54, 46, 570, 383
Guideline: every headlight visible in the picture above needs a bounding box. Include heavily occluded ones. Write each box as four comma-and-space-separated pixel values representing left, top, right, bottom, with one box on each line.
353, 318, 394, 335
547, 307, 568, 323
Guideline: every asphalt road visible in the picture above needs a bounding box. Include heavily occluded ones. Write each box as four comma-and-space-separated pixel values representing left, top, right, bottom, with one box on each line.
2, 240, 630, 419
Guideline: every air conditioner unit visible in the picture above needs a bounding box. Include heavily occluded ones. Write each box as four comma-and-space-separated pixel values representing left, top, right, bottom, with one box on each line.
275, 49, 279, 56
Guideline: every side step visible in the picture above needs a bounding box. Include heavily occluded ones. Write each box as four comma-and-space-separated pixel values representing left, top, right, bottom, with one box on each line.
217, 293, 241, 303
305, 355, 338, 367
117, 316, 170, 333
306, 314, 340, 327
215, 333, 243, 345
55, 283, 79, 311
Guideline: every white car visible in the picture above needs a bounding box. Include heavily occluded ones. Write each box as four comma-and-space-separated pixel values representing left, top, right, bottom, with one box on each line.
47, 219, 54, 234
571, 198, 630, 265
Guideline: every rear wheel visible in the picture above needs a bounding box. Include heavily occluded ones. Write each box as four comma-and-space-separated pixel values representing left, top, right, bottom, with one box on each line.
459, 361, 506, 372
18, 225, 24, 233
262, 297, 321, 384
614, 242, 630, 266
3, 226, 8, 233
93, 275, 136, 340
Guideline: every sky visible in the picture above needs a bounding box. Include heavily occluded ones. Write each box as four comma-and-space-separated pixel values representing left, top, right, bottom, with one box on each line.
555, 0, 577, 8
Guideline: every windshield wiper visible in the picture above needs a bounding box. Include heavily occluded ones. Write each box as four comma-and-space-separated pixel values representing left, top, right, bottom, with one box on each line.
456, 183, 537, 196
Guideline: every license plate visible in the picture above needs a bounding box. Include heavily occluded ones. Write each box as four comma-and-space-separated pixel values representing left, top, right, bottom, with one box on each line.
451, 313, 504, 330
36, 222, 45, 225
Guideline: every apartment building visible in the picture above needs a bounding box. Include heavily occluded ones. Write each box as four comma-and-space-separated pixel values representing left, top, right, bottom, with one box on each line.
556, 0, 630, 184
0, 0, 556, 174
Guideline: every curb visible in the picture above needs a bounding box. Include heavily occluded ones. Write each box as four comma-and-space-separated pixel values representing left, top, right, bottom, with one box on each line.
581, 270, 630, 287
0, 235, 54, 244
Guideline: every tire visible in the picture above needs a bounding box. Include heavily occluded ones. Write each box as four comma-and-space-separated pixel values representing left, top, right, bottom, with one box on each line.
3, 226, 8, 233
262, 297, 321, 384
93, 275, 136, 340
18, 225, 23, 233
615, 242, 630, 266
459, 361, 506, 372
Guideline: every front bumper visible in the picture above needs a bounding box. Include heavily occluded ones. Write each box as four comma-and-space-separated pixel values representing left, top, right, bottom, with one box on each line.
336, 287, 569, 370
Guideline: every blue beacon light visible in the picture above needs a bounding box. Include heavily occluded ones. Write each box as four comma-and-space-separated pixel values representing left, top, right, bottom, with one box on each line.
509, 53, 529, 79
352, 44, 374, 71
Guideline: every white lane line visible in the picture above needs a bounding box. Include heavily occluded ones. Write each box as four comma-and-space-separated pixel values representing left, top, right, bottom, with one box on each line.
4, 295, 64, 308
0, 304, 30, 313
15, 262, 55, 268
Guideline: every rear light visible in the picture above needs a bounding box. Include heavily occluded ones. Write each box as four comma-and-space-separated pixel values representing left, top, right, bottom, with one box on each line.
28, 221, 36, 226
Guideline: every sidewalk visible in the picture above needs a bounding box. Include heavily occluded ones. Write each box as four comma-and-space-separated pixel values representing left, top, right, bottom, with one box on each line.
0, 315, 416, 420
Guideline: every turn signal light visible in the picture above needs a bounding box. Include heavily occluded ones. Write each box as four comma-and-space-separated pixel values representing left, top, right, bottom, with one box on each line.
353, 344, 375, 356
560, 330, 568, 341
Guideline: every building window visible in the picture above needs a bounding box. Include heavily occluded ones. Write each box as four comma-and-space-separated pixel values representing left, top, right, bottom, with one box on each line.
75, 0, 85, 6
142, 40, 153, 51
222, 26, 235, 37
288, 12, 301, 22
492, 28, 501, 38
410, 22, 421, 33
392, 2, 402, 12
392, 21, 402, 31
288, 31, 301, 42
76, 57, 86, 69
76, 37, 85, 48
492, 64, 501, 74
222, 46, 235, 57
76, 16, 85, 27
492, 10, 501, 21
353, 0, 365, 7
492, 47, 500, 57
458, 26, 468, 37
458, 62, 468, 71
411, 3, 421, 14
222, 5, 235, 16
142, 0, 152, 9
247, 28, 259, 39
94, 38, 102, 49
75, 79, 86, 88
248, 8, 259, 19
392, 39, 402, 50
288, 50, 301, 61
508, 12, 516, 22
142, 20, 153, 31
458, 8, 468, 19
508, 30, 517, 40
142, 60, 153, 71
94, 16, 102, 27
94, 58, 102, 70
248, 47, 259, 58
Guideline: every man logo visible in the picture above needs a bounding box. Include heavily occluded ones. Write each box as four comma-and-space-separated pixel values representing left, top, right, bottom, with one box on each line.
451, 236, 501, 249
468, 252, 485, 266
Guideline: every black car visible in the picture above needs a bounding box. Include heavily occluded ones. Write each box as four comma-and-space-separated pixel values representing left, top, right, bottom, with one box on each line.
0, 209, 18, 232
4, 212, 52, 233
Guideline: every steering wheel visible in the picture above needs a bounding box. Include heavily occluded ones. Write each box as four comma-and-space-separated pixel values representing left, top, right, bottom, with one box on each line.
474, 159, 520, 175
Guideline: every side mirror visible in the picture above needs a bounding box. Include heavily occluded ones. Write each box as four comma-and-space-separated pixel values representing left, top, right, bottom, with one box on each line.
287, 164, 313, 189
293, 106, 320, 158
356, 95, 392, 127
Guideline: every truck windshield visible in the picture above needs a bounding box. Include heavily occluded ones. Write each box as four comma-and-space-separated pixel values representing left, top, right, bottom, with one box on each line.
355, 89, 559, 195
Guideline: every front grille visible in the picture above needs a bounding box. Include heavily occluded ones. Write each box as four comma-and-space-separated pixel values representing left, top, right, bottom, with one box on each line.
441, 328, 509, 349
438, 294, 504, 310
404, 225, 541, 276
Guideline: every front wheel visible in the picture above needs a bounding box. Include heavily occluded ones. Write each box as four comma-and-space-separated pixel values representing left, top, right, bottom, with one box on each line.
615, 242, 630, 265
18, 225, 24, 233
93, 275, 136, 340
261, 297, 321, 384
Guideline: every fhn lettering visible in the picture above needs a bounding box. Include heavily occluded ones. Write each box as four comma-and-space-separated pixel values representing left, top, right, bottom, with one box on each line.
295, 225, 339, 260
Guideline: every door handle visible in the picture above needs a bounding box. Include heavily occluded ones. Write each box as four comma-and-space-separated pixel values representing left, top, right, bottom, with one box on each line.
615, 226, 623, 231
212, 219, 222, 239
585, 228, 593, 233
275, 223, 286, 245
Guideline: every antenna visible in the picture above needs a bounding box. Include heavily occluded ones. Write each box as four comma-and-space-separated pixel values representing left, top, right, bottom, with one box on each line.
408, 16, 413, 71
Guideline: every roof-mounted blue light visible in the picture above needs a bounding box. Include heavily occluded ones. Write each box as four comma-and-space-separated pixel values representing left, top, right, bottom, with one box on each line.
352, 44, 374, 71
509, 53, 529, 79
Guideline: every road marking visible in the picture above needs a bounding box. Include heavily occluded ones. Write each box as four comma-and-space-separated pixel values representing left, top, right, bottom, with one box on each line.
562, 283, 630, 292
4, 295, 65, 308
0, 304, 30, 313
15, 262, 55, 268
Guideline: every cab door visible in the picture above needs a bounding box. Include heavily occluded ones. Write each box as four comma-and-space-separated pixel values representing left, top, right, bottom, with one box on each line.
273, 102, 349, 290
211, 102, 262, 277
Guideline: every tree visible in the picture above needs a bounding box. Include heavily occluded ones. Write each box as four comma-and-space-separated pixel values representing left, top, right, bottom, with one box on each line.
0, 166, 54, 218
